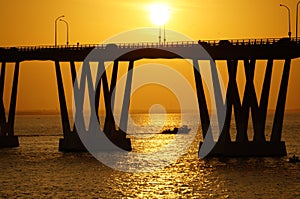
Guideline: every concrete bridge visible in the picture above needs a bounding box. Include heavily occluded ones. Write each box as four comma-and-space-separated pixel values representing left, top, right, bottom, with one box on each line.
0, 37, 299, 157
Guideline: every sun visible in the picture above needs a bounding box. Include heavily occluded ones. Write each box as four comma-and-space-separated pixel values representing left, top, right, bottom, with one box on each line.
149, 4, 170, 26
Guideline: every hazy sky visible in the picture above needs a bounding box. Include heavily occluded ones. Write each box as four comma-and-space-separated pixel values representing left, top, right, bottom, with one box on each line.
0, 0, 300, 112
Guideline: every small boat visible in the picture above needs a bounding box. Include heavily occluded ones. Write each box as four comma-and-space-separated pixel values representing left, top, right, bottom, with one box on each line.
161, 125, 191, 134
161, 128, 178, 134
289, 155, 300, 163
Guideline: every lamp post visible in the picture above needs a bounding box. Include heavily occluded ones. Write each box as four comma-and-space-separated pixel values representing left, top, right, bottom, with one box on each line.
55, 15, 65, 47
149, 4, 169, 46
163, 24, 166, 45
158, 25, 166, 46
296, 1, 300, 42
159, 26, 162, 45
280, 4, 291, 39
60, 19, 69, 46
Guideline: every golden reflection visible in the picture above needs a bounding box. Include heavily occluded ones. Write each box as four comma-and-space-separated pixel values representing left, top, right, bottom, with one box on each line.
129, 113, 182, 153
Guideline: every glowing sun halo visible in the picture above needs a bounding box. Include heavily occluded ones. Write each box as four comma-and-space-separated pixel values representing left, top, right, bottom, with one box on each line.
149, 4, 170, 26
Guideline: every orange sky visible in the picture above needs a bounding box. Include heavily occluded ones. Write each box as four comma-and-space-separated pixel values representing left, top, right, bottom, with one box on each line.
0, 0, 300, 112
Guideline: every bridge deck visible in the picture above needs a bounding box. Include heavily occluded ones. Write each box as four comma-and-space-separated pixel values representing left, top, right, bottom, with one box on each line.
1, 38, 300, 62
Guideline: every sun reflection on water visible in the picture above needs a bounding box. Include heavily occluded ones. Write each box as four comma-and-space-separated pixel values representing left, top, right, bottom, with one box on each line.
127, 113, 189, 153
1, 113, 299, 198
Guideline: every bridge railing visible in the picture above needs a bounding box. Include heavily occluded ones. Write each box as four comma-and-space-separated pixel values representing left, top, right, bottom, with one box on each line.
1, 37, 299, 52
198, 38, 294, 46
116, 41, 198, 49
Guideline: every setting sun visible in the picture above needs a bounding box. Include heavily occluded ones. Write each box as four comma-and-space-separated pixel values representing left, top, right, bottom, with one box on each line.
149, 3, 170, 26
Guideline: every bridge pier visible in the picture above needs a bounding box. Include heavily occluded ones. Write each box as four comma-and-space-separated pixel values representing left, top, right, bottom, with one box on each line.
95, 60, 131, 151
199, 59, 289, 157
0, 61, 19, 148
56, 60, 131, 152
54, 61, 85, 151
0, 40, 297, 156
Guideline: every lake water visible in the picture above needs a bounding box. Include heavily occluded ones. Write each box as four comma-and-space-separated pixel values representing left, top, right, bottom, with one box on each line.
0, 112, 299, 198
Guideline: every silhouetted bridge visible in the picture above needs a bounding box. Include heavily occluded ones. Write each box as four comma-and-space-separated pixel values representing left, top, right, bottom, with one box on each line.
0, 37, 299, 157
1, 38, 300, 61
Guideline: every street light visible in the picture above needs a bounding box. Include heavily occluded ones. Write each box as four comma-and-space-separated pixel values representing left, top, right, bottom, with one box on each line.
60, 19, 69, 45
280, 4, 291, 39
55, 15, 65, 47
296, 1, 300, 42
163, 24, 166, 45
158, 25, 167, 46
149, 4, 170, 46
157, 25, 167, 46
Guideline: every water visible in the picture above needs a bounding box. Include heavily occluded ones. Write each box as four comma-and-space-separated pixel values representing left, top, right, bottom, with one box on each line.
0, 112, 299, 198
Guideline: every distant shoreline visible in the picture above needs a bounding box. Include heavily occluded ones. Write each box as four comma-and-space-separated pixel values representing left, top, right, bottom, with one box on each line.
13, 109, 300, 115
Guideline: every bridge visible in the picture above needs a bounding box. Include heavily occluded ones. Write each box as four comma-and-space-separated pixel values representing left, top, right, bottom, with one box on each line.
0, 37, 299, 157
1, 37, 299, 61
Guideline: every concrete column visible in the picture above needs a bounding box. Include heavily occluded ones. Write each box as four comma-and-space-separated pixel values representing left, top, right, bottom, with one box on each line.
109, 60, 119, 114
98, 61, 111, 133
54, 61, 71, 138
119, 60, 134, 133
192, 59, 212, 141
0, 62, 6, 136
255, 59, 273, 142
225, 60, 238, 141
0, 62, 19, 148
103, 60, 118, 133
94, 65, 101, 123
70, 61, 78, 133
209, 60, 228, 143
7, 62, 20, 136
271, 59, 291, 142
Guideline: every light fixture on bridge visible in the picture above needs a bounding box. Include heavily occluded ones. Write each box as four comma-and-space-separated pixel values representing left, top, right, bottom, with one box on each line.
59, 19, 69, 46
149, 4, 170, 46
280, 4, 291, 39
55, 15, 65, 47
296, 1, 300, 42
